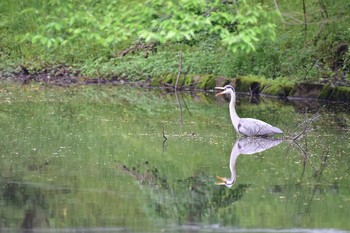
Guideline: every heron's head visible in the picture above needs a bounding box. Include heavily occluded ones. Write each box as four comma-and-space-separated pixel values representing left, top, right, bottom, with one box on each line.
215, 85, 235, 96
215, 175, 236, 188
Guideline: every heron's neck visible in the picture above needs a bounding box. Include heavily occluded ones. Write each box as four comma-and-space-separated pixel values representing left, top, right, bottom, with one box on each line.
228, 158, 237, 185
227, 144, 240, 186
229, 91, 240, 129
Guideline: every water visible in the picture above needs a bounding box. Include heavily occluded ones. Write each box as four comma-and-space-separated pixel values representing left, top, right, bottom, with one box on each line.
0, 85, 349, 233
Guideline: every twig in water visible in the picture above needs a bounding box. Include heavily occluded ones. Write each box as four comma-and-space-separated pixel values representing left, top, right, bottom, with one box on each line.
162, 124, 167, 156
175, 90, 183, 127
180, 93, 192, 117
162, 124, 167, 141
290, 105, 325, 141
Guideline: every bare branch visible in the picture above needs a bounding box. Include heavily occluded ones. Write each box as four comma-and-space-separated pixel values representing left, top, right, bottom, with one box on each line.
162, 124, 167, 141
175, 50, 182, 91
290, 105, 325, 141
273, 0, 285, 27
302, 0, 307, 42
175, 51, 183, 127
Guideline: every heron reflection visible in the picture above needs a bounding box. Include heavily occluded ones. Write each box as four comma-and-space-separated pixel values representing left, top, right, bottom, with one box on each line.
216, 137, 283, 188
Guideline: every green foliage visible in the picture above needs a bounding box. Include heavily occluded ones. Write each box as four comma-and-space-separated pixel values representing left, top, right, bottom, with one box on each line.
1, 0, 350, 89
139, 0, 210, 43
139, 0, 279, 53
21, 0, 142, 48
317, 83, 333, 99
20, 0, 278, 54
196, 75, 216, 89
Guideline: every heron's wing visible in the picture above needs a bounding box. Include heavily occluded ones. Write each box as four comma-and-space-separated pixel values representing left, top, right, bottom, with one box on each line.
238, 118, 283, 136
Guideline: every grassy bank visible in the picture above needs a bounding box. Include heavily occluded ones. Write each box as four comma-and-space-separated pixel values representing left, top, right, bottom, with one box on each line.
0, 0, 349, 97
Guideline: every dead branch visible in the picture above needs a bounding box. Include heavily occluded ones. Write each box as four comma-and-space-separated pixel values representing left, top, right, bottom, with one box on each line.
260, 84, 271, 94
175, 50, 183, 127
318, 0, 328, 18
290, 105, 325, 141
273, 0, 285, 27
117, 42, 157, 58
175, 50, 182, 91
162, 124, 167, 141
302, 0, 308, 42
179, 92, 193, 117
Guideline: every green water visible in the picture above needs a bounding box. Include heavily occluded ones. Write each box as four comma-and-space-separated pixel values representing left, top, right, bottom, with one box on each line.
0, 85, 349, 233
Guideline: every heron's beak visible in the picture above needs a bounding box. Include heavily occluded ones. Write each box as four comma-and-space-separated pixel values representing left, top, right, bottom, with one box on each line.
215, 91, 226, 96
215, 87, 226, 97
215, 175, 226, 185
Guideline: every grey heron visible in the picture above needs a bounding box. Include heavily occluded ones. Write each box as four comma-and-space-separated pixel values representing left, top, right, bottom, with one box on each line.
216, 137, 283, 187
215, 85, 283, 137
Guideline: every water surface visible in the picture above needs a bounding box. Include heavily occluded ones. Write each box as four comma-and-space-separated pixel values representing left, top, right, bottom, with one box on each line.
0, 85, 349, 232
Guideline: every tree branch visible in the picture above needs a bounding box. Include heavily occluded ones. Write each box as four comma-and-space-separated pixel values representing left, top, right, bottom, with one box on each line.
175, 50, 183, 127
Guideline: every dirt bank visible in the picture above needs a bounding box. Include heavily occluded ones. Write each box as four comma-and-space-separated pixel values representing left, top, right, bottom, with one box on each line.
2, 67, 350, 103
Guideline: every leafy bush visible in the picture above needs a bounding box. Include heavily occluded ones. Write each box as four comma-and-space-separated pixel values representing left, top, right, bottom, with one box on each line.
1, 0, 349, 88
21, 0, 278, 54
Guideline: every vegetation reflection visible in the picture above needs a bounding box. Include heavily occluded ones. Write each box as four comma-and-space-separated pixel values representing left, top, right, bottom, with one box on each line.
0, 86, 349, 231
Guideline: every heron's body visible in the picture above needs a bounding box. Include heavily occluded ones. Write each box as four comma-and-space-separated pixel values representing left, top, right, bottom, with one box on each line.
216, 85, 283, 137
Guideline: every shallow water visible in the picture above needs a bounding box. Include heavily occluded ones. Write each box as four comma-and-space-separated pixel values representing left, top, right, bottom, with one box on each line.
0, 85, 349, 233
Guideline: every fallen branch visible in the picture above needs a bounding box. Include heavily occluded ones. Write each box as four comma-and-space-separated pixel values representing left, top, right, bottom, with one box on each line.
290, 105, 325, 141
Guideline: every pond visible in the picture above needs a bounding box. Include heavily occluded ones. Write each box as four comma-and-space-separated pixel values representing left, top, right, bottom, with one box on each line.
0, 84, 349, 233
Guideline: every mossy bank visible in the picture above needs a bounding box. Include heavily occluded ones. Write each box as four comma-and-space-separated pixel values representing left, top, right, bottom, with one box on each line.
151, 74, 350, 102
